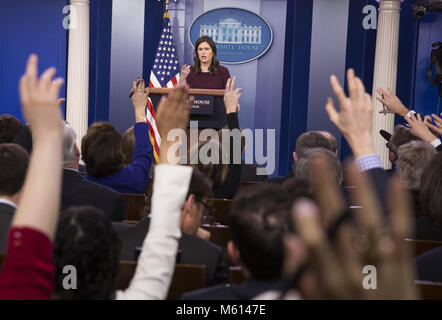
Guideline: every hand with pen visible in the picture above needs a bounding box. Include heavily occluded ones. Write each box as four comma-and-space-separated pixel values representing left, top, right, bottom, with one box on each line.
129, 77, 150, 123
376, 87, 410, 117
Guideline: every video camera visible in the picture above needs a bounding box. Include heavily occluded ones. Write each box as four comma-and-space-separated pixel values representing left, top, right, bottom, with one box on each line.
413, 0, 442, 19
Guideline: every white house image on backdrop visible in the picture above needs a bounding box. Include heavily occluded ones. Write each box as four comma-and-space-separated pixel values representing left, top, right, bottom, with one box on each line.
199, 17, 262, 44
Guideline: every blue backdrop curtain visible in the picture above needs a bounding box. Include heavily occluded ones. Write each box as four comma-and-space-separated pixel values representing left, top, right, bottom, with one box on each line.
143, 0, 166, 81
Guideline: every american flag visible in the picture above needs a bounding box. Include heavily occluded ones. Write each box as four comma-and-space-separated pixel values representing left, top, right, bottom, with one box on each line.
146, 14, 181, 163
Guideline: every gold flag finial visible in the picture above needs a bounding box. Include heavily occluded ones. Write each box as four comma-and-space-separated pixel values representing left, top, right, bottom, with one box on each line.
159, 0, 177, 18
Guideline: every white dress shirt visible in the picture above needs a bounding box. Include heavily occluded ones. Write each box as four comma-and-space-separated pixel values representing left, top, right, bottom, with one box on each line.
116, 164, 192, 300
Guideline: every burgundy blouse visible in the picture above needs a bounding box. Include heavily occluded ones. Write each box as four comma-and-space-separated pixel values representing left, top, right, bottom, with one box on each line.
186, 65, 231, 90
0, 227, 54, 300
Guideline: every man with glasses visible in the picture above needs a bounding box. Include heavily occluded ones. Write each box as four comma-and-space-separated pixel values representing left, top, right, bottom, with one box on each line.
113, 167, 228, 286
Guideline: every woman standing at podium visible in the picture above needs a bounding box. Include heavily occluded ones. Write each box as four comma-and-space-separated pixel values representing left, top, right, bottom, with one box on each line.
180, 35, 230, 89
180, 36, 241, 199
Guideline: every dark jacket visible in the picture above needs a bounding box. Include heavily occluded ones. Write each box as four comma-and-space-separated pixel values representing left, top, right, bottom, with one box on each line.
0, 203, 14, 253
266, 171, 295, 185
415, 215, 442, 241
113, 217, 228, 286
61, 169, 127, 221
213, 113, 241, 199
240, 163, 268, 182
416, 246, 442, 282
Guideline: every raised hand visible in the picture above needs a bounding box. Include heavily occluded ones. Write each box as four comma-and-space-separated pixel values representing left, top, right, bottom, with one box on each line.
405, 113, 438, 143
179, 64, 191, 84
130, 77, 150, 121
19, 54, 64, 138
223, 76, 242, 114
156, 83, 193, 164
424, 113, 442, 137
376, 87, 409, 117
286, 159, 417, 299
13, 54, 65, 239
325, 69, 374, 158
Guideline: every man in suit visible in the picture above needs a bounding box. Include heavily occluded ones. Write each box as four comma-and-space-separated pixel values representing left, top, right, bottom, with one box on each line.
0, 144, 29, 252
266, 131, 334, 185
113, 168, 228, 286
181, 183, 293, 300
60, 123, 127, 221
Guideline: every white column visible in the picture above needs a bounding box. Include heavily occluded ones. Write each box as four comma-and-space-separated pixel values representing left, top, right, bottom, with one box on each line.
66, 0, 90, 149
371, 0, 401, 168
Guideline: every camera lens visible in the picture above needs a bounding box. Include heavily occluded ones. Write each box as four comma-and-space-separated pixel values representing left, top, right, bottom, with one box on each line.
413, 5, 427, 19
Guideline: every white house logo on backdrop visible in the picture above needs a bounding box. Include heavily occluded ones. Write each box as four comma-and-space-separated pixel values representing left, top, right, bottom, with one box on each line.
190, 8, 273, 64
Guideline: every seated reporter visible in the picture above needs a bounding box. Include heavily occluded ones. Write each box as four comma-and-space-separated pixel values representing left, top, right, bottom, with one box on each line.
269, 70, 419, 300
60, 123, 127, 221
0, 144, 29, 253
182, 183, 294, 300
395, 140, 436, 214
54, 84, 194, 300
266, 131, 334, 185
113, 167, 228, 287
82, 79, 153, 194
414, 152, 442, 241
0, 54, 64, 299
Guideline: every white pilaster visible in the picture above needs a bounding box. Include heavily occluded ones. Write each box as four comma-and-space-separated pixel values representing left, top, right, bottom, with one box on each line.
66, 0, 90, 149
371, 0, 401, 168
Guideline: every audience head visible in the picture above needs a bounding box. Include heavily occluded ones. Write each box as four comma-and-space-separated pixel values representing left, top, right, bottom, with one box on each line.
282, 178, 314, 202
12, 125, 33, 154
294, 131, 334, 161
295, 148, 343, 185
189, 139, 228, 190
388, 125, 420, 164
193, 35, 219, 75
396, 140, 436, 190
120, 126, 135, 167
62, 123, 80, 168
317, 130, 337, 154
53, 206, 121, 300
0, 114, 23, 144
420, 152, 442, 224
229, 183, 294, 281
181, 168, 212, 236
0, 144, 29, 201
81, 122, 123, 177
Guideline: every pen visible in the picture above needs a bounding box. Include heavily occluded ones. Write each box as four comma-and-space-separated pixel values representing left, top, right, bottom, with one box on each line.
129, 79, 142, 98
382, 94, 387, 115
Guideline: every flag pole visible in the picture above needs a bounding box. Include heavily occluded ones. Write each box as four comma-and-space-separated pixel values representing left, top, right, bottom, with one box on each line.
162, 0, 177, 19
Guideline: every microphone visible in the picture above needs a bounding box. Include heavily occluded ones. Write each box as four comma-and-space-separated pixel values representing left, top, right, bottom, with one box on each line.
379, 130, 391, 142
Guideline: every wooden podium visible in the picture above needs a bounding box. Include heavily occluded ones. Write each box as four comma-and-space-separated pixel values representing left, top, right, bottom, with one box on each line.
149, 88, 226, 129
